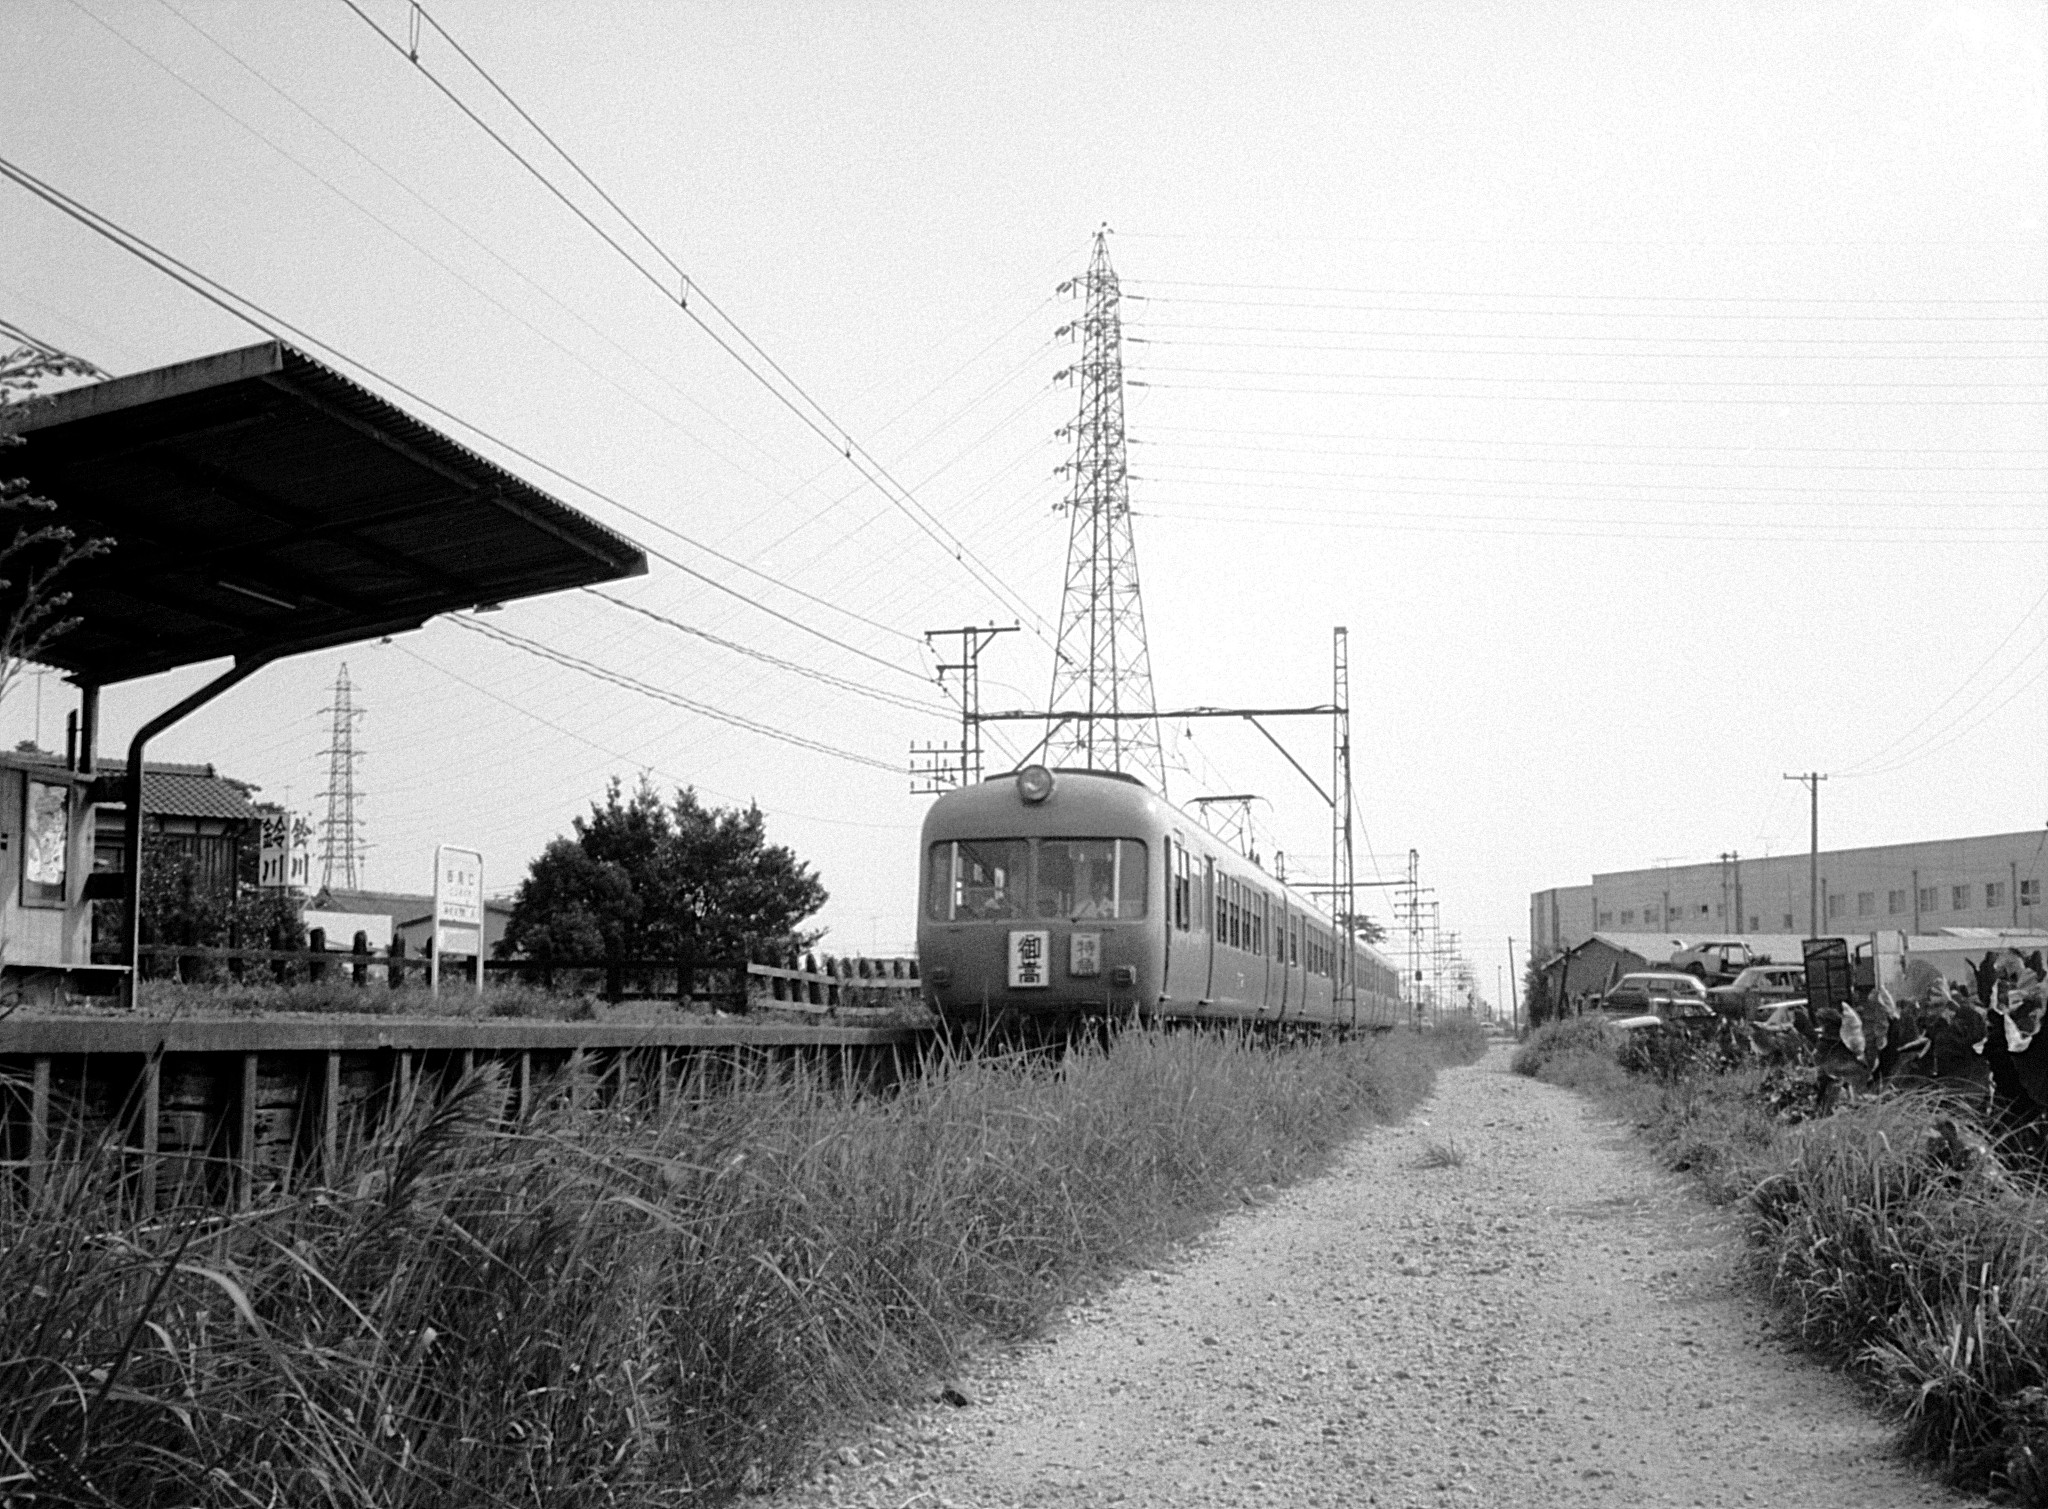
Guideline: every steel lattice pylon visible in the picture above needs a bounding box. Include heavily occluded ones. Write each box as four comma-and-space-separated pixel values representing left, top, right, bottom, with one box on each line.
1045, 229, 1166, 794
316, 663, 367, 892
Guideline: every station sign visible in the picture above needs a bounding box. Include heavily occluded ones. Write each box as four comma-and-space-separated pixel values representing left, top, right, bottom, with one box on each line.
258, 810, 312, 890
431, 843, 485, 996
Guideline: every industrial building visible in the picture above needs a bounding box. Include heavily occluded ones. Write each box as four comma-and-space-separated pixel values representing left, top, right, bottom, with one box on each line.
1530, 827, 2048, 958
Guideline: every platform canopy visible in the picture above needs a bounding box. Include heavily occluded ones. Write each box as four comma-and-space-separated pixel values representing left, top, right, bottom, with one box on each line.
4, 340, 646, 685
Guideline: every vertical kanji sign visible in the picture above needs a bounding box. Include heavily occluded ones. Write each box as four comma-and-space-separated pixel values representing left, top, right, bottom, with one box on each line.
259, 811, 312, 890
431, 844, 484, 996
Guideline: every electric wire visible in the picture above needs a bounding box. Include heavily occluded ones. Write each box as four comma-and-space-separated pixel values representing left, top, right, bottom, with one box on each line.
450, 616, 903, 774
585, 589, 945, 717
389, 639, 916, 831
95, 0, 931, 653
336, 0, 1054, 642
0, 151, 937, 692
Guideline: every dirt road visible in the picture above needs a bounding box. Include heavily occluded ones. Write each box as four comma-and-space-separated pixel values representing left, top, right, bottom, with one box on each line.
773, 1043, 1983, 1508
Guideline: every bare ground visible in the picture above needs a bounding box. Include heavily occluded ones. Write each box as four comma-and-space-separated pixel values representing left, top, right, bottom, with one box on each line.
767, 1042, 1991, 1509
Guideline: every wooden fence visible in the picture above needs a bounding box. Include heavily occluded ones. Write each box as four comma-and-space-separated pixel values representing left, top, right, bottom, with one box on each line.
110, 939, 923, 1014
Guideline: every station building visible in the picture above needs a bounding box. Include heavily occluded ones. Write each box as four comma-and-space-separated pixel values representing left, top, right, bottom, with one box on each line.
1530, 827, 2048, 958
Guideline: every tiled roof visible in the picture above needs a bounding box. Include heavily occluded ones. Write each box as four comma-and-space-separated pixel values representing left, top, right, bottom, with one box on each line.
141, 768, 257, 821
312, 889, 432, 920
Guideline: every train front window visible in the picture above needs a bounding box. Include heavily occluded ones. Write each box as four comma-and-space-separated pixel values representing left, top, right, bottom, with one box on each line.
1034, 838, 1148, 919
929, 839, 1028, 920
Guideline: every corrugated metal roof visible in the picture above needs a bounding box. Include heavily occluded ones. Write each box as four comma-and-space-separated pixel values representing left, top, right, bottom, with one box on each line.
6, 341, 647, 685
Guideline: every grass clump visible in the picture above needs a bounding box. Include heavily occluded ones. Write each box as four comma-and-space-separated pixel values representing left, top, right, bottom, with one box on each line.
1512, 1013, 2048, 1502
1, 1024, 1475, 1506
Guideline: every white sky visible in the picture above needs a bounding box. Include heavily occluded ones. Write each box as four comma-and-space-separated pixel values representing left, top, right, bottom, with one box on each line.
3, 1, 2043, 997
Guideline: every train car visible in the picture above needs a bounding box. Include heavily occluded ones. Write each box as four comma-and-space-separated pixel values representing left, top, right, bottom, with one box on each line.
918, 764, 1403, 1033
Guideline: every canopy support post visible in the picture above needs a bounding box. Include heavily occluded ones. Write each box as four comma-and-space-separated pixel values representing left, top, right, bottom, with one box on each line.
121, 654, 280, 1008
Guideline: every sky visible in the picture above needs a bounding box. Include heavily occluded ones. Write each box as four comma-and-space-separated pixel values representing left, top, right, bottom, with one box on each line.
2, 0, 2043, 1004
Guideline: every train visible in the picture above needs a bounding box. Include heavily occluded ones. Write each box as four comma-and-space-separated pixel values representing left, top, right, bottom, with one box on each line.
917, 764, 1404, 1032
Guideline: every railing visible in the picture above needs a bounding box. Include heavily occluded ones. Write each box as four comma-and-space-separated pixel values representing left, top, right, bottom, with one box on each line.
103, 938, 923, 1014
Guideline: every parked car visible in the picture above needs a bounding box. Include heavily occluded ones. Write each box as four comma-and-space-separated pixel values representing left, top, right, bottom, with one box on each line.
1599, 971, 1715, 1020
1757, 999, 1808, 1031
1707, 964, 1807, 1019
1668, 941, 1762, 983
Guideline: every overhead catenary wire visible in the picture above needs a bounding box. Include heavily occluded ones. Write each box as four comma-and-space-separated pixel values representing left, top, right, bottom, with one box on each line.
585, 589, 947, 718
335, 0, 1054, 644
87, 0, 941, 654
387, 639, 916, 832
0, 151, 941, 694
450, 616, 904, 774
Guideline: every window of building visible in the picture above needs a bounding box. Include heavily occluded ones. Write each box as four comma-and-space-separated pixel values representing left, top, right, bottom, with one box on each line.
1919, 886, 1938, 913
1698, 903, 1710, 915
1620, 909, 1635, 925
1782, 913, 1794, 930
1597, 910, 1614, 926
1953, 885, 1971, 912
1857, 892, 1874, 917
2025, 878, 2042, 908
1988, 881, 2007, 911
1888, 889, 1905, 914
1827, 893, 1842, 919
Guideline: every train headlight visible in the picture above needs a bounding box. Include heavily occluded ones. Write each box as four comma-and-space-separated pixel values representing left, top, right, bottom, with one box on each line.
1016, 765, 1055, 804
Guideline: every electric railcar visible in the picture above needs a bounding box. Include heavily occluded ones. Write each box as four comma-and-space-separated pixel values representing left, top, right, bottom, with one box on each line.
917, 765, 1403, 1031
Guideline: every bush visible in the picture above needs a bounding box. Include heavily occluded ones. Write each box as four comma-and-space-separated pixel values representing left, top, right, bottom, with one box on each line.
0, 1025, 1471, 1506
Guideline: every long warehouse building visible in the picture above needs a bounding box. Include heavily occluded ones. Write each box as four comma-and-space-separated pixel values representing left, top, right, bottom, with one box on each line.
1531, 827, 2048, 958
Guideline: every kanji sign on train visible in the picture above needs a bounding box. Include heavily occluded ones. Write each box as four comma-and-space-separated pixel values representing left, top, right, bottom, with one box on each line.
1009, 929, 1049, 988
1069, 931, 1102, 978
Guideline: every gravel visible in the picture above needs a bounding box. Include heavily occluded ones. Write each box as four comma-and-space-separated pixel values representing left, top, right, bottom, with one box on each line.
769, 1042, 1986, 1508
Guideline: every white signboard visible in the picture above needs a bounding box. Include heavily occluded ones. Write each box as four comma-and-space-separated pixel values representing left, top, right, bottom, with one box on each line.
258, 811, 312, 890
1068, 931, 1101, 979
1008, 929, 1050, 989
431, 844, 485, 996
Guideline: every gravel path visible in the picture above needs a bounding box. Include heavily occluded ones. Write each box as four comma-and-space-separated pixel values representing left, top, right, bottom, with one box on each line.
772, 1043, 1985, 1508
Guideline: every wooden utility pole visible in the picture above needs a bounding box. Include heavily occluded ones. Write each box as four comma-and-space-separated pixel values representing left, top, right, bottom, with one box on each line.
1784, 772, 1828, 935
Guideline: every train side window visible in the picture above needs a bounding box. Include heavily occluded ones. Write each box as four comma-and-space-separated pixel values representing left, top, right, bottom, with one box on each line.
1214, 868, 1227, 936
1175, 846, 1193, 931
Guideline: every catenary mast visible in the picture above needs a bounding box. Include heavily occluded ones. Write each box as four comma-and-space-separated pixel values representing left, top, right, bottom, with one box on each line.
1045, 229, 1167, 794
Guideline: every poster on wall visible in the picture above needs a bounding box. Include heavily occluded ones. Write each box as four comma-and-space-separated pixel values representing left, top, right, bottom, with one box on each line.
22, 779, 68, 907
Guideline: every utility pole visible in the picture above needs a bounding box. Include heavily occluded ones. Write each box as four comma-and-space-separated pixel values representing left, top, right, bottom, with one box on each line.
1507, 937, 1521, 1032
1046, 228, 1166, 792
1332, 626, 1354, 1018
1784, 772, 1827, 935
911, 624, 1017, 792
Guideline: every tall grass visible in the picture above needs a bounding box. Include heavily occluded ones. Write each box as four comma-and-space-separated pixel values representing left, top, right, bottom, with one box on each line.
2, 1023, 1480, 1506
1513, 1015, 2048, 1502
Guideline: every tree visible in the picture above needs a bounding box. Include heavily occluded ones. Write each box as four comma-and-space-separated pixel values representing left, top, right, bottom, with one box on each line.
501, 778, 828, 964
0, 329, 111, 712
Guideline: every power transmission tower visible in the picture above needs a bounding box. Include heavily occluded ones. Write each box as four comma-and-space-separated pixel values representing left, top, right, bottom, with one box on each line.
317, 664, 367, 892
1045, 227, 1166, 793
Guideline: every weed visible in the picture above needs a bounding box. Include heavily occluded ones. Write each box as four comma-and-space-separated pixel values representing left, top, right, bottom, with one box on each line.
0, 1023, 1477, 1506
1417, 1139, 1466, 1169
